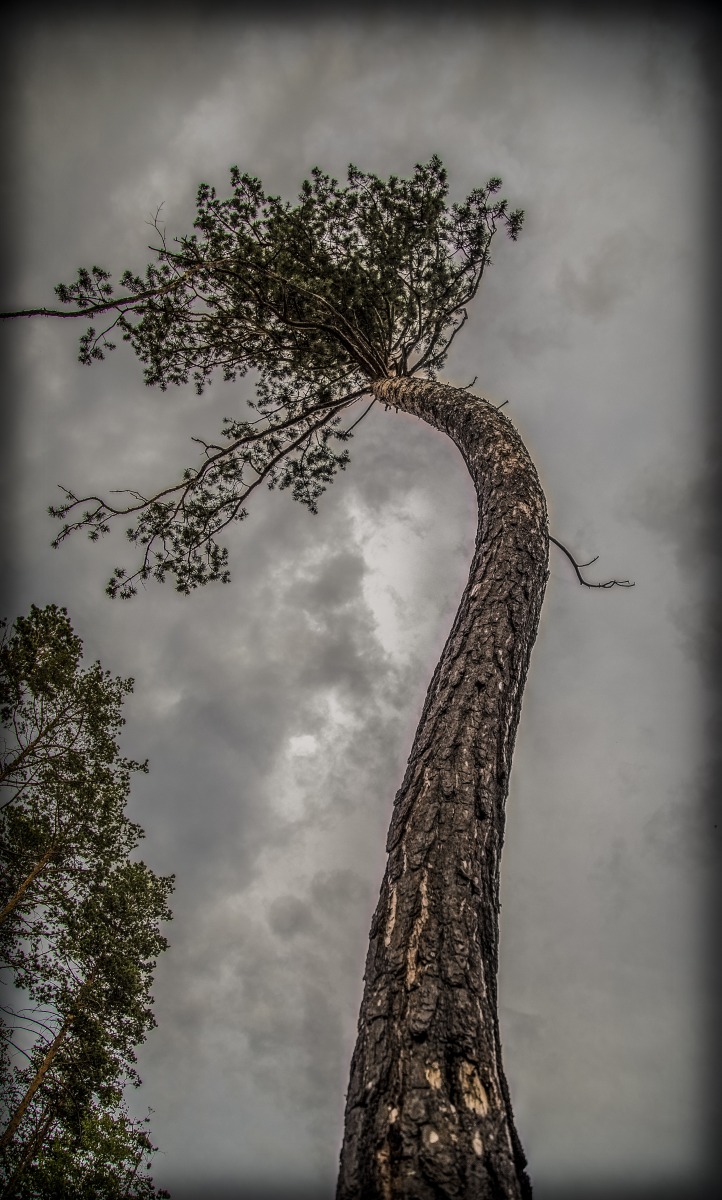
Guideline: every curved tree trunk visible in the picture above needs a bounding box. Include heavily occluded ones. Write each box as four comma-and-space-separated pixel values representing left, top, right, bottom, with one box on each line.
336, 378, 548, 1200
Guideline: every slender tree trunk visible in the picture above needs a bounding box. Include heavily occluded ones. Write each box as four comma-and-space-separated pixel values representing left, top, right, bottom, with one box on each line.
0, 841, 58, 928
0, 974, 93, 1152
0, 1020, 72, 1152
0, 700, 74, 790
0, 1107, 55, 1198
336, 379, 548, 1200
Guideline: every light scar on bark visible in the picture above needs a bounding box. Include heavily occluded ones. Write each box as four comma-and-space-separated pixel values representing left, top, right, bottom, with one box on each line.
459, 1061, 490, 1117
405, 869, 430, 987
383, 884, 397, 947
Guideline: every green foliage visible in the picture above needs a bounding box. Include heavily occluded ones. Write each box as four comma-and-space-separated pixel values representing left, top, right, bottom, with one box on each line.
4, 1102, 170, 1198
0, 606, 172, 1197
0, 605, 149, 963
31, 157, 522, 595
52, 155, 522, 389
1, 863, 173, 1197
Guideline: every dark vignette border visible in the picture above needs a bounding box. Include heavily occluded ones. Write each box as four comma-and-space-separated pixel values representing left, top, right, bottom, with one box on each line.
1, 3, 719, 1198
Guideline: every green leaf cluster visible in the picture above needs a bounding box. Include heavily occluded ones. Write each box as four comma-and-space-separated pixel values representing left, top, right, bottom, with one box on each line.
55, 155, 521, 390
4, 1101, 170, 1198
42, 157, 522, 595
1, 606, 172, 1198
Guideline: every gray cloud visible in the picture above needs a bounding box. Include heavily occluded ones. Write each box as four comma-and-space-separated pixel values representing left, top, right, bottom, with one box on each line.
557, 228, 657, 319
268, 894, 317, 938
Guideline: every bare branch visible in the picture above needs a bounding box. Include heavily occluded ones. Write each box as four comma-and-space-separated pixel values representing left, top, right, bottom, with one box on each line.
549, 534, 634, 589
51, 386, 367, 534
341, 398, 376, 436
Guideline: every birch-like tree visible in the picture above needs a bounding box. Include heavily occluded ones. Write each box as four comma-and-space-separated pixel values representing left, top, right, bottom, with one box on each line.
0, 605, 147, 941
1, 158, 631, 1199
0, 606, 172, 1198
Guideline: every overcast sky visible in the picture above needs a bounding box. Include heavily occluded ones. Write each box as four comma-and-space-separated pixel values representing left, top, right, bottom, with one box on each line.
3, 10, 718, 1199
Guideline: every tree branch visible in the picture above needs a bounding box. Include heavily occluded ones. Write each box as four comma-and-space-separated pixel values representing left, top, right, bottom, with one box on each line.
341, 398, 376, 435
549, 534, 634, 589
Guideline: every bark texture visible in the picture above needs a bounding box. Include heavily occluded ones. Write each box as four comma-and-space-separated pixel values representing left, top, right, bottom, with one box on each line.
336, 378, 548, 1200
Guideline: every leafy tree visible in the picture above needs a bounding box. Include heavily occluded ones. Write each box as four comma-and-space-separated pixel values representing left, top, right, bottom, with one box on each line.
0, 605, 147, 954
2, 158, 631, 1199
0, 607, 172, 1198
2, 1097, 168, 1199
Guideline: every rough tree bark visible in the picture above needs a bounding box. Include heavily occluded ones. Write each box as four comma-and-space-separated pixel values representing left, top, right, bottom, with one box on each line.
336, 378, 548, 1200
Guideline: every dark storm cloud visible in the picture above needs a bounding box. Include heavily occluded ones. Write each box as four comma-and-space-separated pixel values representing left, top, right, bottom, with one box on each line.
643, 784, 721, 871
557, 228, 657, 320
268, 893, 316, 938
238, 869, 374, 1156
118, 498, 403, 881
623, 447, 718, 672
626, 450, 717, 572
296, 549, 366, 611
140, 866, 375, 1195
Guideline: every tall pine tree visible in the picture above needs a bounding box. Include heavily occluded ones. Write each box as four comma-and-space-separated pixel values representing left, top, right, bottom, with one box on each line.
2, 159, 630, 1198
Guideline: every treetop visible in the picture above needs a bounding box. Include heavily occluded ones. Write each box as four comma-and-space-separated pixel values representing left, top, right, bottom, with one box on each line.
49, 155, 522, 391
2, 157, 523, 597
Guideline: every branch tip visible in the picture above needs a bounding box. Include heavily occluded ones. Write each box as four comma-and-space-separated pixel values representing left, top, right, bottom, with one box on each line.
549, 535, 634, 589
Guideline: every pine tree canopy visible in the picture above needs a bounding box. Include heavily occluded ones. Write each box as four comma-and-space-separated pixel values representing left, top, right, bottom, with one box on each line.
12, 157, 523, 596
